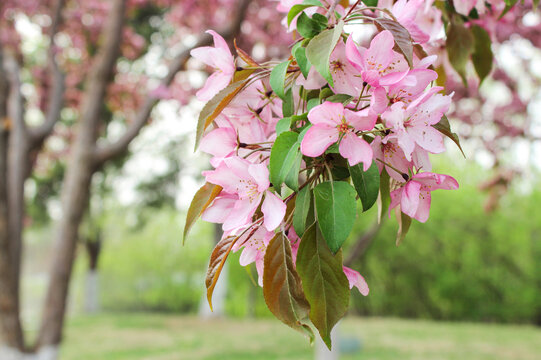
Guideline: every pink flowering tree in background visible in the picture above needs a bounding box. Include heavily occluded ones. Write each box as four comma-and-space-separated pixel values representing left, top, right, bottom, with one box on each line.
0, 0, 292, 358
185, 0, 541, 349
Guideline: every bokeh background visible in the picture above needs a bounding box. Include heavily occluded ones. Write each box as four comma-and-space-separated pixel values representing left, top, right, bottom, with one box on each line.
1, 1, 541, 359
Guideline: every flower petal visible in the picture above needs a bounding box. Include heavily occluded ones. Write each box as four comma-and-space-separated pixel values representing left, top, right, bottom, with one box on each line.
300, 125, 339, 158
262, 191, 287, 231
339, 133, 373, 170
343, 266, 369, 296
400, 181, 421, 219
308, 101, 344, 126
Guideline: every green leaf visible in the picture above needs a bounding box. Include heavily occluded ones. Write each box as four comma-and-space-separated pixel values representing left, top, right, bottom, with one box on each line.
306, 21, 344, 87
396, 211, 412, 246
287, 0, 323, 26
195, 80, 248, 150
446, 19, 474, 85
311, 13, 328, 27
183, 183, 222, 243
534, 0, 540, 9
373, 18, 414, 68
263, 233, 314, 341
319, 88, 335, 102
270, 131, 302, 192
349, 161, 380, 212
297, 12, 327, 39
313, 181, 357, 253
283, 88, 295, 117
293, 186, 313, 236
325, 94, 353, 105
270, 60, 291, 100
471, 25, 493, 84
433, 115, 465, 157
378, 168, 390, 223
500, 0, 519, 18
276, 117, 292, 136
296, 223, 350, 349
362, 0, 378, 6
307, 98, 320, 111
293, 46, 311, 79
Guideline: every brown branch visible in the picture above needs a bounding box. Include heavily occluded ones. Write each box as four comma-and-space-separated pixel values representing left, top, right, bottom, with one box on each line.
344, 219, 383, 267
28, 0, 66, 147
93, 0, 252, 166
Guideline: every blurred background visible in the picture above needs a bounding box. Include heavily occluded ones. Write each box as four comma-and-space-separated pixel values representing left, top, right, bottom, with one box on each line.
1, 1, 540, 359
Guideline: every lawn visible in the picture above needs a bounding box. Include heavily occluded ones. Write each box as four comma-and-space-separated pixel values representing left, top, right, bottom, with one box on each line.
60, 313, 541, 360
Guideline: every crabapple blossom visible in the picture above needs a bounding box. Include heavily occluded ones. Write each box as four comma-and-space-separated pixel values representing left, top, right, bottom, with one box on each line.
301, 101, 376, 170
202, 157, 286, 232
389, 172, 459, 223
190, 30, 235, 101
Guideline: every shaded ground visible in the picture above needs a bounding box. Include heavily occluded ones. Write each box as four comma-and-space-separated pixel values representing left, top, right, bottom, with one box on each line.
58, 313, 541, 360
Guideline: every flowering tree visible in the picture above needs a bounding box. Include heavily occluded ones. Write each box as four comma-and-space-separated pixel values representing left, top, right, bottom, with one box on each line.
185, 0, 537, 349
0, 0, 289, 358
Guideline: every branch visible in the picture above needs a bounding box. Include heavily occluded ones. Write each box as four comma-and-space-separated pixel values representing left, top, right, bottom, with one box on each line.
93, 0, 252, 166
3, 55, 26, 138
343, 219, 383, 267
29, 0, 66, 147
78, 0, 126, 142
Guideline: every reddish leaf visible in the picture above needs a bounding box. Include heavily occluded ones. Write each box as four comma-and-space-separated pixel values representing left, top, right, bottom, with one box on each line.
183, 183, 222, 243
205, 235, 238, 310
195, 80, 248, 150
373, 18, 413, 68
263, 233, 314, 340
234, 39, 259, 67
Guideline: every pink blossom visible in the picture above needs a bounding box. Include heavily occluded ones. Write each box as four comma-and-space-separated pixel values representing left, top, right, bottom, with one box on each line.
346, 31, 409, 88
301, 101, 377, 170
330, 41, 364, 96
390, 172, 459, 222
343, 266, 369, 296
190, 30, 235, 102
232, 225, 275, 286
199, 127, 238, 167
382, 91, 452, 160
203, 157, 286, 231
391, 0, 430, 44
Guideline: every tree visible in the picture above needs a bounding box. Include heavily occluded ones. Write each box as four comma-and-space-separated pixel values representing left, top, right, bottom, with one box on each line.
0, 0, 289, 358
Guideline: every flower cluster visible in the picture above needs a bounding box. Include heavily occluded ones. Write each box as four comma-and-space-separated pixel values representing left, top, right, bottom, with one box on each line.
183, 0, 508, 348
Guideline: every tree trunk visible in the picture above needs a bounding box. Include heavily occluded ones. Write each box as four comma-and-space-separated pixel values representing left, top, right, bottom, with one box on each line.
0, 45, 25, 353
36, 0, 127, 348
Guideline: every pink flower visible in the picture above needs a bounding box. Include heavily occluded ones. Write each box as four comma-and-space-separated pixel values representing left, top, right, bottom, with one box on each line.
203, 157, 286, 232
300, 101, 377, 170
232, 225, 275, 286
190, 30, 235, 102
371, 136, 412, 182
343, 266, 369, 296
330, 41, 364, 96
199, 127, 238, 167
346, 31, 409, 88
382, 90, 452, 160
391, 0, 430, 44
389, 172, 459, 222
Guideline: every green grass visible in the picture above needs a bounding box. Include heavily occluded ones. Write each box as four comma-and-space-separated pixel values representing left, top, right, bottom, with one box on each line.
60, 313, 541, 360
